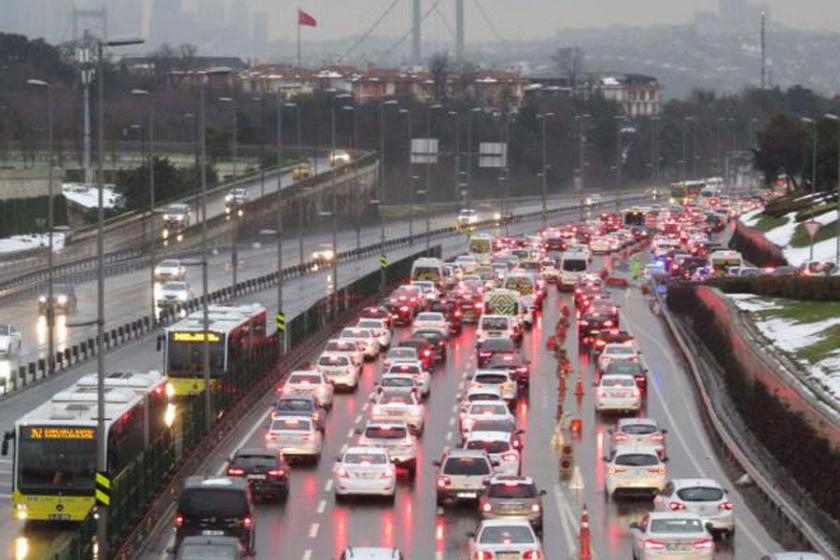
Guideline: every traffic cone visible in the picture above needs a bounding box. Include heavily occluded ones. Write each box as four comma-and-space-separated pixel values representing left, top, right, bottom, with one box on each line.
574, 373, 584, 396
579, 505, 592, 559
546, 335, 557, 351
570, 417, 583, 434
558, 373, 567, 393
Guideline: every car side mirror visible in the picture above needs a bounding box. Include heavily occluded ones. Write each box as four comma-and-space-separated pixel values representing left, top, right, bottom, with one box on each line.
606, 428, 614, 434
539, 489, 547, 496
466, 531, 476, 539
629, 522, 640, 530
661, 457, 669, 462
516, 429, 525, 435
354, 428, 362, 435
432, 460, 441, 467
602, 456, 609, 462
156, 334, 164, 351
661, 428, 668, 434
705, 522, 714, 533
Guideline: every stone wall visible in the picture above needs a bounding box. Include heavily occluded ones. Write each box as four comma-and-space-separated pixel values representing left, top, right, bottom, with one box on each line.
0, 168, 61, 200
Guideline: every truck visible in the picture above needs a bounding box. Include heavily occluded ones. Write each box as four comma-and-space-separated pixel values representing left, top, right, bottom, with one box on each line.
483, 289, 524, 333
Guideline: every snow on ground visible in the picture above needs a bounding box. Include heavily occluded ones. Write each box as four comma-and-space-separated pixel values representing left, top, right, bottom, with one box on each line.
741, 207, 764, 225
783, 232, 839, 266
811, 354, 840, 399
62, 183, 121, 209
0, 232, 65, 254
762, 213, 797, 246
756, 316, 840, 355
739, 205, 838, 266
728, 293, 783, 313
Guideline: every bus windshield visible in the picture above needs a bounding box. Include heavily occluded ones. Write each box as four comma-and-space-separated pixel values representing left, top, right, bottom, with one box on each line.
17, 427, 97, 495
504, 276, 534, 295
167, 334, 226, 378
469, 238, 492, 254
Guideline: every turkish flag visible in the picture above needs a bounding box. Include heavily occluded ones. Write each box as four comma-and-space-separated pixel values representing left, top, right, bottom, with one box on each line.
298, 9, 317, 27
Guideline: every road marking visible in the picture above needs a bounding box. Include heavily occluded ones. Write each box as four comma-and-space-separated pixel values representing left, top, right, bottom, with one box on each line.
215, 407, 272, 475
451, 404, 459, 413
448, 417, 456, 427
354, 414, 362, 424
340, 443, 348, 455
445, 432, 453, 442
308, 523, 320, 538
362, 402, 370, 412
346, 428, 355, 438
302, 550, 312, 560
458, 380, 465, 391
316, 499, 326, 514
553, 486, 579, 557
324, 480, 334, 492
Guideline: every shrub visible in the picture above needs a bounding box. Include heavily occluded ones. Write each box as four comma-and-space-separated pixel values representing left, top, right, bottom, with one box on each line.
728, 222, 788, 268
0, 195, 68, 237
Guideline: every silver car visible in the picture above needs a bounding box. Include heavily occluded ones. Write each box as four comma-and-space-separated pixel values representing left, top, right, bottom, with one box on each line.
629, 512, 715, 560
653, 478, 735, 537
469, 519, 544, 560
434, 448, 493, 506
604, 445, 667, 498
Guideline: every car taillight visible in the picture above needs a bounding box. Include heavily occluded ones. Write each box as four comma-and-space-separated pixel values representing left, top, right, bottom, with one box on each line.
475, 303, 482, 309
474, 551, 493, 560
649, 433, 664, 441
501, 452, 518, 463
454, 310, 462, 317
265, 433, 278, 441
227, 467, 245, 476
613, 433, 628, 441
523, 551, 542, 560
644, 539, 667, 550
607, 466, 627, 474
243, 515, 253, 530
516, 366, 527, 373
604, 320, 613, 327
719, 501, 734, 510
481, 502, 492, 513
580, 320, 589, 326
668, 502, 686, 511
301, 434, 312, 442
337, 468, 350, 478
400, 305, 409, 312
174, 514, 184, 529
693, 538, 715, 550
380, 469, 395, 479
423, 349, 431, 357
531, 503, 541, 513
437, 475, 451, 488
268, 469, 286, 477
647, 466, 665, 474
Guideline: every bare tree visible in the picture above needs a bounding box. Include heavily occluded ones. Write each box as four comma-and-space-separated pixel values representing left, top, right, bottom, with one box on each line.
429, 52, 450, 103
172, 43, 198, 88
456, 61, 477, 100
552, 47, 585, 96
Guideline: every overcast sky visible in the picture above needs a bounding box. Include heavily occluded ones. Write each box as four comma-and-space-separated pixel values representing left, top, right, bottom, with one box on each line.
169, 0, 840, 43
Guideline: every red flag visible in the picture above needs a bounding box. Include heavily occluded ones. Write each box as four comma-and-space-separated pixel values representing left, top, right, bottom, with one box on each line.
298, 9, 317, 27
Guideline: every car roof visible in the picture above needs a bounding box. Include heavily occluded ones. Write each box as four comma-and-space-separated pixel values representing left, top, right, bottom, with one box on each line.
669, 478, 723, 489
344, 446, 388, 456
488, 474, 535, 485
342, 548, 402, 559
444, 448, 490, 459
617, 417, 659, 428
646, 511, 706, 521
183, 476, 248, 490
612, 444, 662, 455
234, 447, 278, 458
363, 420, 409, 430
479, 518, 534, 528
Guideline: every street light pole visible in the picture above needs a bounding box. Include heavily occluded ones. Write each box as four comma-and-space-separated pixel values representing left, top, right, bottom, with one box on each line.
276, 93, 286, 353
801, 117, 817, 194
219, 96, 239, 291
466, 108, 480, 208
449, 111, 460, 204
825, 114, 840, 264
537, 112, 554, 225
425, 104, 442, 245
132, 89, 155, 319
578, 114, 589, 193
615, 115, 624, 208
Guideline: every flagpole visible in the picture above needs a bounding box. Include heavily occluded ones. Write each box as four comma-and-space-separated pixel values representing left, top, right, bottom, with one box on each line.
297, 7, 301, 68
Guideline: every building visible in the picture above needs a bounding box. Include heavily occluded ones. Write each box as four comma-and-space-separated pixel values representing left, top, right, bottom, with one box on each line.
598, 74, 662, 117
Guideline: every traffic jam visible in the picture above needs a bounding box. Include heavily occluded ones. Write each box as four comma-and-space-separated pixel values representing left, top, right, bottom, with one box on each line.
173, 196, 763, 560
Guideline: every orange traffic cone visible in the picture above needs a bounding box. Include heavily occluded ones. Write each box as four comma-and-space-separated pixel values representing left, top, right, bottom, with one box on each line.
570, 417, 583, 433
547, 335, 557, 351
574, 373, 584, 396
579, 504, 592, 559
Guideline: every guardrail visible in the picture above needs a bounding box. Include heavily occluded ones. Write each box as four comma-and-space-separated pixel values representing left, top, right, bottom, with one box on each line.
653, 282, 839, 557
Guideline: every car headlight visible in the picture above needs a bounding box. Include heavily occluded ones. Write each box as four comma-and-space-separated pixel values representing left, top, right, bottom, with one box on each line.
57, 295, 68, 305
39, 295, 47, 303
493, 212, 502, 221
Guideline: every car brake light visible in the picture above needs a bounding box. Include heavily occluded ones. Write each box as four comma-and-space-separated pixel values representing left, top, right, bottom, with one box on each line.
613, 433, 628, 441
693, 538, 715, 550
668, 502, 686, 511
242, 515, 253, 530
423, 349, 431, 357
604, 320, 613, 327
501, 452, 518, 463
481, 502, 492, 513
437, 475, 451, 488
475, 303, 482, 309
607, 466, 627, 474
268, 469, 286, 477
650, 433, 664, 441
644, 539, 667, 550
337, 467, 350, 478
474, 551, 493, 560
454, 310, 462, 317
523, 551, 542, 560
380, 469, 394, 479
647, 466, 665, 474
400, 306, 409, 312
174, 514, 184, 529
719, 501, 734, 510
227, 467, 245, 476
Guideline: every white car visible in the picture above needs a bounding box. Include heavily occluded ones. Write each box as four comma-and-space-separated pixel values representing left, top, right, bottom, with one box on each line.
311, 243, 336, 262
610, 417, 668, 459
280, 370, 335, 409
469, 519, 544, 560
385, 362, 431, 397
597, 343, 640, 372
459, 387, 506, 417
340, 327, 380, 359
464, 431, 521, 476
157, 281, 193, 308
377, 373, 423, 397
629, 512, 715, 560
265, 416, 323, 460
460, 402, 514, 436
605, 445, 667, 498
590, 236, 612, 254
334, 447, 395, 499
356, 318, 391, 349
457, 208, 479, 228
454, 255, 479, 274
470, 370, 518, 402
370, 390, 425, 434
224, 187, 248, 217
435, 448, 494, 506
324, 339, 364, 368
357, 421, 418, 474
383, 346, 418, 368
653, 478, 735, 537
0, 324, 21, 358
595, 374, 642, 413
412, 312, 449, 337
154, 259, 186, 281
477, 315, 516, 343
410, 280, 439, 303
329, 149, 352, 166
540, 259, 559, 283
316, 353, 359, 391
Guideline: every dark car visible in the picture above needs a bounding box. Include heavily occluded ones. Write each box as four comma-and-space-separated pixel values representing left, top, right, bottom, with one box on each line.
479, 475, 546, 533
175, 477, 255, 555
487, 352, 531, 389
38, 282, 77, 314
602, 359, 648, 393
428, 300, 463, 335
412, 329, 447, 362
359, 305, 392, 329
176, 536, 243, 560
272, 395, 326, 432
453, 288, 483, 323
396, 337, 435, 371
592, 329, 634, 355
476, 337, 517, 367
226, 448, 290, 501
544, 236, 566, 252
578, 310, 618, 346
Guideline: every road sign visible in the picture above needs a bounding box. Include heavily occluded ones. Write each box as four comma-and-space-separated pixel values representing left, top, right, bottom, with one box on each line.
95, 471, 111, 507
411, 138, 438, 164
804, 220, 821, 239
379, 254, 388, 269
479, 142, 507, 168
276, 313, 286, 332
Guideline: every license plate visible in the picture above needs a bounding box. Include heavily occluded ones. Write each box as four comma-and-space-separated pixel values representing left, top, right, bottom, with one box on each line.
48, 513, 71, 520
357, 472, 376, 479
497, 553, 519, 560
387, 410, 402, 416
202, 530, 225, 536
668, 544, 691, 552
247, 474, 267, 480
456, 491, 477, 498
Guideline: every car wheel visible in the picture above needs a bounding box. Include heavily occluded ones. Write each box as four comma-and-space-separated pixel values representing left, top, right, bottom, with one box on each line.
436, 494, 446, 507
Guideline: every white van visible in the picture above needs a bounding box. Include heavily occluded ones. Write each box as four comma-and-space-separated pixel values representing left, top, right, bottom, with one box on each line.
411, 257, 444, 287
559, 251, 589, 291
502, 272, 537, 326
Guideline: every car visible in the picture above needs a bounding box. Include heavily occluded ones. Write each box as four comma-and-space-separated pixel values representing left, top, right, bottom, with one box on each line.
459, 387, 507, 416
469, 417, 525, 451
279, 370, 334, 408
487, 352, 531, 389
0, 324, 22, 358
460, 401, 515, 435
434, 448, 494, 506
540, 258, 559, 283
592, 329, 634, 356
410, 280, 439, 304
590, 236, 613, 254
311, 243, 336, 263
602, 359, 648, 394
162, 203, 192, 239
479, 475, 545, 532
610, 417, 667, 459
157, 281, 193, 308
316, 353, 360, 391
412, 312, 449, 337
38, 282, 77, 314
340, 548, 405, 560
470, 369, 518, 402
457, 208, 479, 228
477, 315, 519, 344
356, 318, 392, 349
464, 430, 521, 476
175, 536, 243, 560
396, 337, 435, 371
377, 373, 424, 398
291, 162, 313, 181
173, 477, 255, 555
154, 259, 186, 281
428, 299, 463, 334
339, 327, 380, 359
271, 395, 326, 432
225, 447, 289, 501
383, 346, 419, 369
629, 512, 715, 560
224, 188, 248, 217
411, 329, 448, 362
264, 416, 323, 461
653, 479, 735, 538
357, 421, 418, 474
370, 389, 425, 434
798, 260, 838, 277
469, 519, 544, 560
334, 447, 396, 500
329, 149, 352, 166
604, 445, 667, 499
385, 361, 431, 395
359, 305, 393, 329
476, 337, 518, 367
597, 343, 640, 373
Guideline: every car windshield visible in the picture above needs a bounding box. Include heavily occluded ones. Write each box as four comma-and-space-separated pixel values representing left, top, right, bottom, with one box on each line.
164, 282, 187, 291
488, 483, 537, 499
364, 426, 408, 439
380, 393, 414, 405
479, 526, 535, 544
358, 320, 382, 330
615, 453, 659, 467
160, 260, 178, 267
289, 374, 321, 384
271, 418, 312, 432
650, 518, 705, 534
319, 356, 349, 366
387, 348, 416, 359
466, 439, 510, 453
469, 404, 507, 415
621, 424, 657, 435
562, 258, 587, 272
481, 318, 509, 331
442, 457, 490, 475
276, 399, 313, 411
344, 453, 388, 465
232, 453, 277, 469
179, 488, 249, 518
605, 346, 635, 356
601, 376, 635, 387
0, 325, 8, 336
481, 339, 516, 352
677, 486, 725, 502
475, 374, 508, 384
177, 544, 238, 560
471, 419, 516, 433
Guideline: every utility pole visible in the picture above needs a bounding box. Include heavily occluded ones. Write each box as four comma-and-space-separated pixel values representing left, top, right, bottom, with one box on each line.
455, 0, 465, 65
761, 12, 767, 89
219, 96, 239, 290
412, 0, 422, 63
132, 89, 155, 318
77, 32, 95, 185
538, 113, 554, 224
276, 93, 286, 353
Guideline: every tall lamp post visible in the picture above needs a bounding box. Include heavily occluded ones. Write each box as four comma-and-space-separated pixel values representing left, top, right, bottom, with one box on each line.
577, 113, 590, 193
615, 115, 625, 209
801, 117, 817, 194
824, 113, 840, 264
416, 189, 430, 248
94, 35, 145, 559
466, 107, 481, 208
425, 104, 443, 233
26, 79, 55, 374
275, 92, 286, 353
537, 112, 554, 224
370, 198, 386, 296
131, 89, 156, 318
682, 116, 694, 180
341, 102, 360, 248
448, 110, 461, 203
218, 96, 240, 291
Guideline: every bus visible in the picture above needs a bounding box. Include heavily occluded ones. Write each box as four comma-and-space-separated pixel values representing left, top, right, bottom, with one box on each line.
3, 371, 171, 522
162, 304, 267, 397
468, 233, 493, 257
670, 181, 705, 205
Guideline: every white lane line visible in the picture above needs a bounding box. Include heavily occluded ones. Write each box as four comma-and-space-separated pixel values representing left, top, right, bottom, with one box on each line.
308, 523, 320, 538
340, 443, 349, 455
362, 402, 370, 412
458, 380, 465, 391
316, 499, 327, 514
346, 428, 355, 438
445, 432, 453, 442
451, 404, 459, 413
324, 479, 334, 492
354, 414, 362, 424
215, 407, 272, 475
302, 550, 312, 560
448, 417, 456, 427
553, 486, 578, 557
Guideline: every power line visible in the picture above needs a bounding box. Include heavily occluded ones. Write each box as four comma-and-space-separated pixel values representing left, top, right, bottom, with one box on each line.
337, 0, 403, 63
472, 0, 506, 46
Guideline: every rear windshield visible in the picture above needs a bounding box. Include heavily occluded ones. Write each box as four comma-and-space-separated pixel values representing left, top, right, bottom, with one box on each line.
471, 419, 516, 433
358, 320, 382, 330
382, 377, 413, 387
388, 348, 417, 359
488, 483, 537, 499
615, 453, 659, 467
177, 544, 238, 560
479, 526, 535, 544
288, 374, 321, 384
481, 318, 510, 331
469, 404, 508, 415
179, 488, 248, 518
271, 418, 312, 432
676, 487, 724, 502
417, 313, 443, 322
601, 377, 635, 387
650, 518, 704, 534
466, 439, 510, 453
480, 339, 516, 352
380, 393, 415, 405
562, 259, 587, 272
364, 426, 408, 439
621, 424, 656, 435
443, 457, 491, 475
276, 398, 313, 411
389, 365, 420, 374
319, 356, 349, 366
344, 453, 388, 465
475, 374, 508, 384
232, 454, 276, 469
607, 362, 641, 375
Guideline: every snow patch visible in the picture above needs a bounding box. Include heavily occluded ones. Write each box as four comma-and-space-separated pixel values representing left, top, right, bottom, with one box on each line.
755, 316, 840, 355
62, 183, 121, 209
728, 293, 782, 313
0, 232, 66, 254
